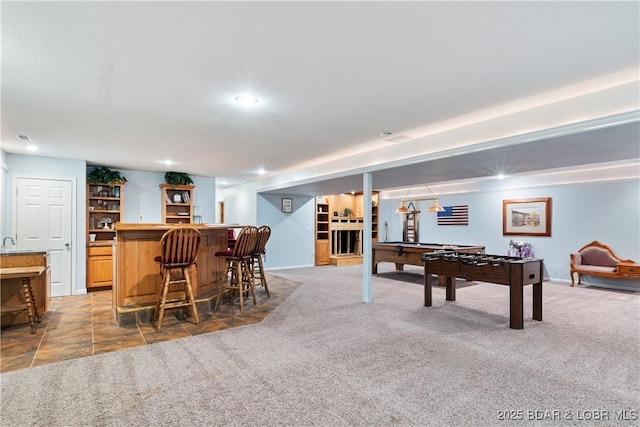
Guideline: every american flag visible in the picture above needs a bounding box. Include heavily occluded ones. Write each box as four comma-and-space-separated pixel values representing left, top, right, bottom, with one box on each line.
437, 205, 469, 225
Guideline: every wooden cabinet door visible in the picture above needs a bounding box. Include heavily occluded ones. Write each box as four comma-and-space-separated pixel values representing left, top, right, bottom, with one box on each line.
87, 246, 113, 289
315, 241, 330, 266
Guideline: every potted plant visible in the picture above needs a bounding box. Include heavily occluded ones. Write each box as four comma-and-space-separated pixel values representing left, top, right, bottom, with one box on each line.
87, 167, 127, 184
342, 207, 354, 218
164, 172, 194, 187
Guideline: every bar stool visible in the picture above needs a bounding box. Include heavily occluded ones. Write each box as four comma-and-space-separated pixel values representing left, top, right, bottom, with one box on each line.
153, 227, 201, 331
227, 228, 237, 251
214, 226, 258, 311
0, 266, 44, 334
251, 225, 271, 297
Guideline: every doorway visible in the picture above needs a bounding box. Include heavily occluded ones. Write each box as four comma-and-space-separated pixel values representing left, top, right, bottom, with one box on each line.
15, 177, 74, 297
218, 201, 225, 223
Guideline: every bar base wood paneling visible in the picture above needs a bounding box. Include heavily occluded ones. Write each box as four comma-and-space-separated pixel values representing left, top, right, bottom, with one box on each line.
0, 251, 50, 328
114, 223, 229, 325
423, 252, 543, 329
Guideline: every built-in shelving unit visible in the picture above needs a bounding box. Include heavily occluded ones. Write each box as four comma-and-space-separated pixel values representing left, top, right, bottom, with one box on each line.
371, 194, 379, 242
160, 184, 194, 224
314, 193, 379, 266
315, 201, 330, 265
87, 183, 124, 242
86, 182, 124, 290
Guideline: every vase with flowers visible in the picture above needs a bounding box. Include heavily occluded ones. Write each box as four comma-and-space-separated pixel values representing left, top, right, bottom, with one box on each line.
508, 240, 534, 258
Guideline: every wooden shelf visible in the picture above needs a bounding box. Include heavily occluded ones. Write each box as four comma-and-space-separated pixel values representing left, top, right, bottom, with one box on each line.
372, 204, 379, 241
160, 184, 194, 224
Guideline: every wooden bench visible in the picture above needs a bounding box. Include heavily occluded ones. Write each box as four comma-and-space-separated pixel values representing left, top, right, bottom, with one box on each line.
570, 241, 640, 286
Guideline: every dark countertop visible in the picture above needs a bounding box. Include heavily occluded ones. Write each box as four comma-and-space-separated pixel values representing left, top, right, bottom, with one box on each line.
0, 249, 48, 256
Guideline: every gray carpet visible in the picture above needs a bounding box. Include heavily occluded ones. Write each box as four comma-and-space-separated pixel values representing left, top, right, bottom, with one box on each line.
1, 264, 639, 426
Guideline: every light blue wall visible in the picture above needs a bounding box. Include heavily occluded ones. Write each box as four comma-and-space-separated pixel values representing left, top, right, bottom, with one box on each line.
257, 194, 315, 269
222, 184, 315, 269
191, 175, 217, 224
5, 153, 88, 294
1, 150, 9, 241
379, 179, 640, 290
113, 169, 216, 224
117, 170, 164, 223
222, 181, 258, 226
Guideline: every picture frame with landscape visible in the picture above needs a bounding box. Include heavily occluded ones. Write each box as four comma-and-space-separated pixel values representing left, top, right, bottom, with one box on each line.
502, 197, 552, 236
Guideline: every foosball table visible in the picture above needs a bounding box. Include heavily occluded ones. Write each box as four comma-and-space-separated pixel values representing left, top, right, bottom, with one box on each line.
422, 252, 544, 329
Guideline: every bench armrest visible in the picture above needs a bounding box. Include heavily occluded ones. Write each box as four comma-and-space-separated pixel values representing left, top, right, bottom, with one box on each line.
570, 253, 582, 267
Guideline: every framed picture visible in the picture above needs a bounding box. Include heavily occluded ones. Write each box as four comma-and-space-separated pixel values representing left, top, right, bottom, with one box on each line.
503, 197, 552, 236
281, 198, 292, 213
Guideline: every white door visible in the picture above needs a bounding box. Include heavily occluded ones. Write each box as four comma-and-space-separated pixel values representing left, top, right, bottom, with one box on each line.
16, 177, 73, 297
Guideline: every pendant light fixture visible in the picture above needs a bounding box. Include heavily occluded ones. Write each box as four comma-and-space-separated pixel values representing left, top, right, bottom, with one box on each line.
395, 184, 445, 213
395, 201, 411, 214
428, 199, 445, 212
395, 186, 414, 214
426, 184, 445, 212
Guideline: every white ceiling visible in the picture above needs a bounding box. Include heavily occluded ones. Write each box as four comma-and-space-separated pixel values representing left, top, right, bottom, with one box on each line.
1, 1, 639, 195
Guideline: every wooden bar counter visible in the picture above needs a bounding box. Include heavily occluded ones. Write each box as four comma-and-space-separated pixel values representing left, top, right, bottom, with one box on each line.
113, 223, 231, 325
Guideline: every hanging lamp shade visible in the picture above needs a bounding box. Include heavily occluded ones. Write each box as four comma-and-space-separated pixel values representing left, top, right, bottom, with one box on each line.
396, 201, 410, 214
428, 199, 445, 212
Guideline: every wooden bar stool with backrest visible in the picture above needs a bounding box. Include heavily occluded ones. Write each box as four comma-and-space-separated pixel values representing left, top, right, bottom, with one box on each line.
251, 225, 271, 297
214, 225, 258, 312
153, 227, 201, 331
227, 228, 237, 251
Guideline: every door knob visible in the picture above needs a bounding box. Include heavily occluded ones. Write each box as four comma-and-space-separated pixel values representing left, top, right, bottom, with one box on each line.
65, 242, 71, 247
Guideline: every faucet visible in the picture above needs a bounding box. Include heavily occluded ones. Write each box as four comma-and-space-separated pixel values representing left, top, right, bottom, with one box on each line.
2, 236, 15, 250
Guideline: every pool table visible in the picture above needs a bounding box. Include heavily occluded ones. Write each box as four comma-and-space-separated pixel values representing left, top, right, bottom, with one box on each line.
372, 241, 485, 274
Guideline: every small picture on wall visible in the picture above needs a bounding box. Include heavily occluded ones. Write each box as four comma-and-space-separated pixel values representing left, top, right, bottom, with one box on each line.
503, 197, 552, 236
282, 198, 292, 213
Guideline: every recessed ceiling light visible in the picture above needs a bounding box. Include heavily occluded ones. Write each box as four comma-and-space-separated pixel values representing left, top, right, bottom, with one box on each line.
257, 168, 266, 175
26, 145, 38, 152
161, 159, 175, 166
235, 95, 259, 106
496, 174, 507, 180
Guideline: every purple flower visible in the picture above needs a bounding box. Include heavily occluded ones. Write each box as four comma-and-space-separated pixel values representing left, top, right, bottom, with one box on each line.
508, 240, 534, 258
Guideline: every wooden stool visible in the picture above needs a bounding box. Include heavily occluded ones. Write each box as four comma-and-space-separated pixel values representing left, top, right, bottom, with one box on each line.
251, 225, 271, 297
0, 266, 44, 334
153, 227, 201, 331
214, 226, 258, 312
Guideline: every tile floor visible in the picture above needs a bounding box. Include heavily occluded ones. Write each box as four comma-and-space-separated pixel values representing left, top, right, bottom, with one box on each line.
0, 274, 300, 374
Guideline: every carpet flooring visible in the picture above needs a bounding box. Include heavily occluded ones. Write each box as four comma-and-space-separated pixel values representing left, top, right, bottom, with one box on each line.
1, 264, 638, 426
